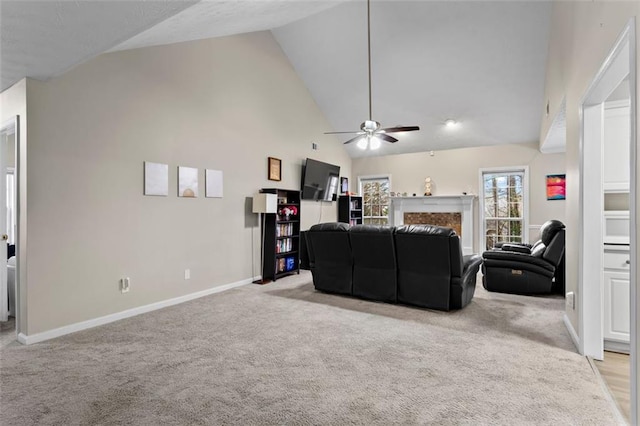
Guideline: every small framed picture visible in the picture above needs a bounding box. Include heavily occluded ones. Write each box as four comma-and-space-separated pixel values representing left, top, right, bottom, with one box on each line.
268, 157, 281, 181
546, 174, 566, 200
340, 177, 349, 194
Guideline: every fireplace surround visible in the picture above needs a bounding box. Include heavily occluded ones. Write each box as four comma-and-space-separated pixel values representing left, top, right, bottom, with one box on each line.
389, 195, 475, 254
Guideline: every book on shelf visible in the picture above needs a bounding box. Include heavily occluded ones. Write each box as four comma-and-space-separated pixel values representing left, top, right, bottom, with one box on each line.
286, 256, 295, 271
275, 223, 294, 237
276, 238, 293, 254
277, 256, 296, 273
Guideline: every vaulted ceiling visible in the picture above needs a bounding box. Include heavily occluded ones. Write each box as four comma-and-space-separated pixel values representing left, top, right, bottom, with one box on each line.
0, 0, 552, 158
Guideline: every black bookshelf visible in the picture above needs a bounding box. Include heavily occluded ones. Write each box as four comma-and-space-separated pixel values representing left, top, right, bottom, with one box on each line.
338, 195, 363, 226
261, 188, 301, 281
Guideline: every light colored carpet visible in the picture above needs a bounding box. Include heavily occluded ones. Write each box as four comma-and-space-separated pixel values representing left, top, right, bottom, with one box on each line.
0, 272, 621, 425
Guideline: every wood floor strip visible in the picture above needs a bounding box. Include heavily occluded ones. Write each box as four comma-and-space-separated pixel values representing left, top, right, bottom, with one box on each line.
594, 351, 630, 423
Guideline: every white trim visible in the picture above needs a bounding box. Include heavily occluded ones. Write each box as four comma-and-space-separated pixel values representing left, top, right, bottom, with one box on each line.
578, 19, 637, 424
580, 103, 605, 360
16, 277, 255, 345
604, 339, 630, 354
478, 166, 530, 250
626, 19, 638, 426
564, 313, 580, 352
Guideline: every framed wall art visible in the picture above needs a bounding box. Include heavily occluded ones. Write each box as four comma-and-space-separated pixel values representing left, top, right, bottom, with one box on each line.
144, 162, 168, 196
546, 174, 566, 200
340, 177, 349, 194
268, 157, 281, 181
205, 169, 223, 198
178, 166, 199, 198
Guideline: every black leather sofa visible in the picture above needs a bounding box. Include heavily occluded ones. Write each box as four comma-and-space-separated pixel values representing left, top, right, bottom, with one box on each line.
481, 220, 565, 295
304, 223, 483, 311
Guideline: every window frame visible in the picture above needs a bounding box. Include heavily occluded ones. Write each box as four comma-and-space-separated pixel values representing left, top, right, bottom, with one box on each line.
478, 166, 529, 250
358, 174, 392, 225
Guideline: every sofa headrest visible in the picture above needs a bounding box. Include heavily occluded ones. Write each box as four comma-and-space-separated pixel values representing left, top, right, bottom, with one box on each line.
350, 224, 395, 235
395, 224, 456, 237
309, 222, 350, 232
540, 220, 565, 245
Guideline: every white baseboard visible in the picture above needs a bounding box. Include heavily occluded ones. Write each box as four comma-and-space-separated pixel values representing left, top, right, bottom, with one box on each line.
604, 339, 630, 354
17, 277, 257, 345
563, 313, 581, 353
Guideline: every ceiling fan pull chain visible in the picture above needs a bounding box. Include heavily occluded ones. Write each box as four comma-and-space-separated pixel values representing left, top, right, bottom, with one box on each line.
324, 0, 419, 148
367, 0, 372, 122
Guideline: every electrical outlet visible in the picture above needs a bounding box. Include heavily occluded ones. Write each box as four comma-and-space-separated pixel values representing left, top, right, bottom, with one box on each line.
184, 269, 191, 280
120, 277, 130, 293
312, 142, 318, 150
565, 291, 574, 310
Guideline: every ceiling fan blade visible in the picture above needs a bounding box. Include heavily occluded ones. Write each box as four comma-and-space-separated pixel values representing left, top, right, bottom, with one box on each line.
376, 133, 398, 143
325, 131, 364, 135
381, 126, 420, 133
343, 135, 365, 145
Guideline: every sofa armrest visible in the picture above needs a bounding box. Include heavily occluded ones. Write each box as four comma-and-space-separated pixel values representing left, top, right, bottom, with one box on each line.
462, 254, 483, 279
448, 254, 482, 310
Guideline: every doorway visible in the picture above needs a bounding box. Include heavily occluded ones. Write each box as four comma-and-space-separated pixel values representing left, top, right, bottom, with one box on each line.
0, 117, 18, 333
579, 20, 637, 424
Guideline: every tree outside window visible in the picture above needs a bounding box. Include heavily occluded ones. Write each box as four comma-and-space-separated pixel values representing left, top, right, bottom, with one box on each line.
360, 177, 390, 225
483, 171, 525, 250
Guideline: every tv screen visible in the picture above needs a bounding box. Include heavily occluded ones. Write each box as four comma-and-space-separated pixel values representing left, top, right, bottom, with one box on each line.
301, 158, 341, 201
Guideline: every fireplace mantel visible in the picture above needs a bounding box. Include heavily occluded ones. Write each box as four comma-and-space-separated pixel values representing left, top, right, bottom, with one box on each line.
389, 195, 476, 254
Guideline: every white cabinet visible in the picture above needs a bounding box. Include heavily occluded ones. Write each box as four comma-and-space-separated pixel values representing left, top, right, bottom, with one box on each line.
603, 101, 630, 193
603, 245, 630, 350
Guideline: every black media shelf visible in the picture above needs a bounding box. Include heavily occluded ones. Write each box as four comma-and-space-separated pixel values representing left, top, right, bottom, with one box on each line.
260, 188, 301, 282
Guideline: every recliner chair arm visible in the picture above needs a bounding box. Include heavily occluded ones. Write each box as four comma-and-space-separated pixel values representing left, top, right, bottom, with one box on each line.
500, 244, 532, 254
482, 250, 555, 272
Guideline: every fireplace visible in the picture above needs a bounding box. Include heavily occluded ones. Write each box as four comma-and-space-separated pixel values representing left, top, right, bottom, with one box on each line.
389, 195, 475, 254
404, 212, 462, 236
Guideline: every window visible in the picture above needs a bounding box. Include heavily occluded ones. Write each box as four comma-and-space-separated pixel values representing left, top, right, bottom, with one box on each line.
480, 168, 527, 250
359, 176, 390, 225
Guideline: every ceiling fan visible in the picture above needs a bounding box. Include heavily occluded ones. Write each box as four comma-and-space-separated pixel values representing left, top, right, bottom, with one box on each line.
325, 0, 420, 150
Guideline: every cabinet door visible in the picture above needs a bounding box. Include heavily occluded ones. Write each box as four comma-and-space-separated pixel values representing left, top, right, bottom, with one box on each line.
603, 104, 630, 192
603, 270, 630, 342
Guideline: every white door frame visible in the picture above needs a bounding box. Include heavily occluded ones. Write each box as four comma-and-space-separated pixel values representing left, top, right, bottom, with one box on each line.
0, 116, 20, 321
579, 19, 637, 424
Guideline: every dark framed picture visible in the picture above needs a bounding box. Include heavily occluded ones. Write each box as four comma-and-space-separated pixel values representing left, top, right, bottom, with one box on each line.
268, 157, 281, 181
340, 177, 349, 194
546, 174, 566, 200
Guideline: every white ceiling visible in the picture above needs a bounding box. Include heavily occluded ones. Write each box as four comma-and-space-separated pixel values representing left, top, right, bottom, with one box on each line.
0, 0, 553, 158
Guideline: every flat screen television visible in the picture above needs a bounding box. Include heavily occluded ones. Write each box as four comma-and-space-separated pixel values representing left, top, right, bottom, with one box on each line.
301, 158, 341, 201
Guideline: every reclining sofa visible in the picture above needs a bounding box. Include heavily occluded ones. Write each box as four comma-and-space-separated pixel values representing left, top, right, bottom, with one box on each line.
303, 223, 483, 311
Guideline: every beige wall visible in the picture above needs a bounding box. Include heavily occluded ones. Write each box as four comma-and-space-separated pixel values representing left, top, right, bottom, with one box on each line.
352, 143, 566, 250
22, 32, 350, 335
540, 2, 639, 332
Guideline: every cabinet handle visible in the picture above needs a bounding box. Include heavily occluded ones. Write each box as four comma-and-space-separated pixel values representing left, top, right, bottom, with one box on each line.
625, 259, 630, 265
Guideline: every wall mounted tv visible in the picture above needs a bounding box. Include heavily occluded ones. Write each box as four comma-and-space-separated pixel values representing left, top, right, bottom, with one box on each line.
301, 158, 341, 201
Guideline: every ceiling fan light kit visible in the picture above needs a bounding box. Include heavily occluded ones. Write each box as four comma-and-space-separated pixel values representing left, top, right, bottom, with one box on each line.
324, 0, 420, 150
